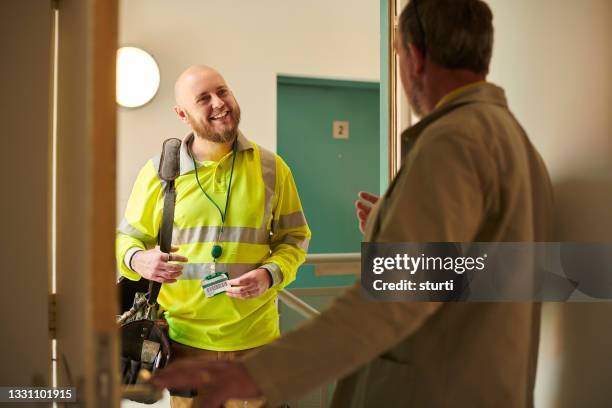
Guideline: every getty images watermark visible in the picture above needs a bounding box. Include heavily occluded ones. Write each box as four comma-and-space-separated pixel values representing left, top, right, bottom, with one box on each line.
361, 243, 612, 302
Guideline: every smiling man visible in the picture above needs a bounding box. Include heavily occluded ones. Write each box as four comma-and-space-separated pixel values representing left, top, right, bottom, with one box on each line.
116, 65, 311, 408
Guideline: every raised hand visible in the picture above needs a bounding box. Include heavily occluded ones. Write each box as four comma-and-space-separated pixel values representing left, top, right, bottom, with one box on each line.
355, 191, 380, 234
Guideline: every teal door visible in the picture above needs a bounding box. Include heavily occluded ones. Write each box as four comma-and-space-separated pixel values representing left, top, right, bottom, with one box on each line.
277, 75, 380, 288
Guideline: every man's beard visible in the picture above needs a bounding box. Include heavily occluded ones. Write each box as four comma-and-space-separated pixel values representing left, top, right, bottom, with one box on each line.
191, 106, 241, 144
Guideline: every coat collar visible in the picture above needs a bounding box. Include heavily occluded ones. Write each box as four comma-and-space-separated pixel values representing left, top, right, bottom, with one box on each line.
178, 130, 253, 176
401, 82, 508, 157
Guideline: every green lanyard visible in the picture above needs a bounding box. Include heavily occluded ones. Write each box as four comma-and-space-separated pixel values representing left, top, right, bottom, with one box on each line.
189, 140, 238, 264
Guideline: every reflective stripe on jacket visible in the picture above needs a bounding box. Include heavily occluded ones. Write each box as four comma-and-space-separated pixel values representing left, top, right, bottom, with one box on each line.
116, 131, 310, 351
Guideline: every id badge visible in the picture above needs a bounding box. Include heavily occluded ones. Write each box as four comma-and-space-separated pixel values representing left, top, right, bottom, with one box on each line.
202, 272, 230, 298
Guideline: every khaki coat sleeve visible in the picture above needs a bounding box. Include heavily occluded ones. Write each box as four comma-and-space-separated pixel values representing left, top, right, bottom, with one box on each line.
243, 128, 490, 406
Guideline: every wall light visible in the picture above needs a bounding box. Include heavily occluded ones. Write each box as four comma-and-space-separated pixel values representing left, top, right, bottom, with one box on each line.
116, 46, 160, 108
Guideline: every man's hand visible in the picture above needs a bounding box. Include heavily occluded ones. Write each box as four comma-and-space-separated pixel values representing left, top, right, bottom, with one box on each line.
355, 191, 379, 234
149, 359, 262, 408
226, 268, 271, 299
131, 246, 188, 283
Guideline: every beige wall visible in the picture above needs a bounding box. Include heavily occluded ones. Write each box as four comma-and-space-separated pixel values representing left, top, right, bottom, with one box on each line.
488, 0, 612, 181
117, 0, 380, 218
484, 1, 612, 406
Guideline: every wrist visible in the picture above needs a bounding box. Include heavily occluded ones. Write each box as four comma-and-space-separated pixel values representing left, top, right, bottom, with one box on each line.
259, 263, 282, 287
129, 250, 144, 273
259, 268, 273, 289
124, 247, 144, 272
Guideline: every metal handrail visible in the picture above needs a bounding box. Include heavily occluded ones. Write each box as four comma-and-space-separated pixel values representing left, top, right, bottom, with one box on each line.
278, 253, 360, 320
278, 290, 319, 319
305, 252, 360, 264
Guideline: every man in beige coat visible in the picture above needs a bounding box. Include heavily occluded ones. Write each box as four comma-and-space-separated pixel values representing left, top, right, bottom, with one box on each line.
151, 0, 553, 406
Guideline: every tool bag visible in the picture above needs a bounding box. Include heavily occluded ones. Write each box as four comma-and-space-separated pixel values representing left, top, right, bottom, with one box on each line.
117, 138, 182, 397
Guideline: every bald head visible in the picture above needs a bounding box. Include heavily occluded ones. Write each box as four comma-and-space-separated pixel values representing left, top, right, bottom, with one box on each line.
174, 65, 227, 106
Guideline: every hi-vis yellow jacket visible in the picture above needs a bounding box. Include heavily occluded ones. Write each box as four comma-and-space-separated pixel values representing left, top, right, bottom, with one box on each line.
116, 132, 310, 351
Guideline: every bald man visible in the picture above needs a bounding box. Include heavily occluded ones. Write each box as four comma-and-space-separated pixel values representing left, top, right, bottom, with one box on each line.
116, 65, 311, 408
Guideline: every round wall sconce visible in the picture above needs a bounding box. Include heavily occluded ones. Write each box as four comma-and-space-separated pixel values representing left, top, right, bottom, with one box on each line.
116, 46, 160, 108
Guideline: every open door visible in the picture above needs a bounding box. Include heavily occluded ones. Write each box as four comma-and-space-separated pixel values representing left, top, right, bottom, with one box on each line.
380, 0, 401, 189
55, 0, 119, 406
0, 0, 54, 396
381, 0, 414, 189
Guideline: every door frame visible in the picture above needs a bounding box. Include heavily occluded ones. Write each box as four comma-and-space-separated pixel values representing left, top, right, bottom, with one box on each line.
55, 0, 119, 405
277, 75, 379, 91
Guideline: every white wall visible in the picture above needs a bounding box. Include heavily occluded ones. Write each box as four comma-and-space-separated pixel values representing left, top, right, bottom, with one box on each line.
118, 0, 380, 217
486, 1, 612, 407
488, 0, 612, 181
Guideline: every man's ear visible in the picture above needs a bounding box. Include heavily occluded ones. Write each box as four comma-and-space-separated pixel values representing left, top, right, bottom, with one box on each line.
407, 43, 426, 75
174, 105, 189, 124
